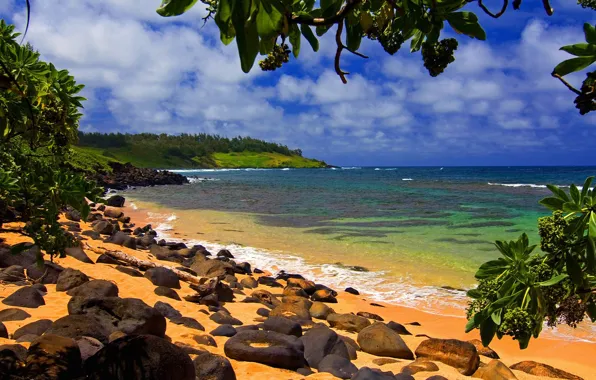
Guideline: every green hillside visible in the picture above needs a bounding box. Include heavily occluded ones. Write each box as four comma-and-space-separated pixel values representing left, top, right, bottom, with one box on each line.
73, 132, 328, 170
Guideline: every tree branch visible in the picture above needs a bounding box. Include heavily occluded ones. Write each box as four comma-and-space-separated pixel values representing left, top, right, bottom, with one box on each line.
335, 22, 348, 84
291, 0, 362, 26
477, 0, 508, 18
542, 0, 554, 15
552, 73, 582, 95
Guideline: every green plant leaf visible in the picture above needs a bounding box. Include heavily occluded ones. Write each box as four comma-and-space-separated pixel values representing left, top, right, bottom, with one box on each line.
467, 288, 482, 299
537, 273, 568, 287
345, 18, 363, 51
480, 318, 497, 347
475, 259, 508, 279
256, 6, 283, 38
360, 12, 374, 32
231, 0, 259, 73
156, 0, 198, 16
446, 12, 486, 40
552, 56, 596, 77
539, 197, 565, 211
584, 23, 596, 44
581, 177, 594, 201
316, 25, 331, 36
300, 24, 319, 52
289, 23, 301, 58
410, 30, 424, 52
587, 301, 596, 322
586, 236, 596, 273
560, 43, 596, 57
491, 309, 502, 325
570, 184, 581, 205
547, 184, 570, 202
590, 212, 596, 238
466, 309, 488, 332
566, 252, 583, 286
10, 242, 30, 255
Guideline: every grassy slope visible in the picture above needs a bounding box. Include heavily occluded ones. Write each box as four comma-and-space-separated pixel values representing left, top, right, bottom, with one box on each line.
72, 146, 327, 170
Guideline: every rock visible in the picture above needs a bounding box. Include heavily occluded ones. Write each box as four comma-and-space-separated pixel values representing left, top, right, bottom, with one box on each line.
297, 368, 315, 376
25, 334, 83, 380
193, 334, 217, 347
426, 376, 448, 380
0, 322, 6, 339
116, 265, 143, 277
357, 322, 414, 359
468, 339, 500, 359
191, 259, 233, 278
175, 342, 206, 356
352, 367, 399, 380
96, 253, 121, 265
0, 343, 27, 374
224, 330, 305, 370
385, 321, 412, 335
286, 278, 316, 294
309, 302, 334, 320
93, 220, 114, 235
234, 262, 251, 275
45, 314, 113, 344
0, 244, 38, 268
154, 286, 181, 300
357, 311, 384, 321
318, 354, 358, 379
270, 301, 311, 321
154, 301, 183, 320
256, 308, 270, 318
510, 361, 582, 380
84, 334, 195, 380
66, 279, 119, 298
311, 289, 338, 303
26, 261, 64, 284
299, 324, 350, 369
68, 297, 166, 337
401, 359, 440, 375
283, 286, 308, 298
16, 334, 39, 343
108, 331, 127, 342
56, 268, 90, 292
193, 351, 236, 380
372, 358, 400, 366
339, 335, 359, 360
106, 195, 125, 207
257, 276, 283, 288
65, 208, 82, 222
263, 316, 302, 337
170, 316, 205, 331
327, 313, 371, 333
345, 287, 359, 295
0, 308, 31, 321
31, 283, 47, 294
210, 311, 243, 325
103, 207, 124, 219
210, 325, 237, 337
65, 246, 94, 264
415, 338, 480, 376
107, 231, 137, 249
217, 249, 234, 259
473, 359, 518, 379
75, 336, 104, 362
2, 286, 45, 308
0, 265, 26, 283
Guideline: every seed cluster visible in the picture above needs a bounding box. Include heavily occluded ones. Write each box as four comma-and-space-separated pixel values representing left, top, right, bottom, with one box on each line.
421, 38, 458, 77
259, 44, 291, 72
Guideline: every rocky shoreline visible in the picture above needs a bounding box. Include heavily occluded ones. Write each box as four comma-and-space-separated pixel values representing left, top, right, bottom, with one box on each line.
92, 162, 188, 190
0, 196, 591, 380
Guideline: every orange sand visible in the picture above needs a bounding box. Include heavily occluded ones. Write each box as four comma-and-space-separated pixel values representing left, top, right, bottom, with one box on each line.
0, 203, 594, 379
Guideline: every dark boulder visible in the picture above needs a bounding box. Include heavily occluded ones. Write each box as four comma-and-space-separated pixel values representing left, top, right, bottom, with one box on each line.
0, 322, 7, 339
0, 308, 31, 321
93, 221, 114, 235
283, 286, 308, 298
0, 245, 38, 268
210, 311, 243, 326
66, 279, 119, 298
345, 287, 360, 295
45, 314, 113, 344
0, 343, 27, 375
240, 277, 258, 289
468, 339, 500, 359
327, 313, 371, 333
386, 321, 412, 335
415, 338, 479, 376
0, 265, 26, 283
318, 354, 358, 379
170, 316, 205, 331
25, 334, 83, 380
357, 322, 414, 359
510, 361, 582, 380
107, 231, 137, 250
191, 259, 233, 278
210, 325, 237, 337
472, 359, 517, 380
154, 286, 181, 300
286, 278, 316, 294
84, 334, 195, 380
224, 330, 305, 370
65, 246, 94, 264
311, 289, 338, 303
96, 253, 121, 265
257, 276, 283, 288
103, 207, 124, 219
256, 308, 270, 317
116, 265, 143, 277
192, 334, 217, 347
217, 249, 234, 259
299, 324, 350, 369
263, 316, 302, 337
68, 297, 166, 338
26, 261, 64, 284
352, 367, 400, 380
357, 311, 384, 321
193, 351, 236, 380
106, 195, 125, 208
75, 336, 104, 363
234, 262, 251, 275
65, 208, 82, 222
2, 286, 45, 308
309, 302, 334, 320
56, 268, 90, 292
154, 301, 183, 320
401, 359, 440, 375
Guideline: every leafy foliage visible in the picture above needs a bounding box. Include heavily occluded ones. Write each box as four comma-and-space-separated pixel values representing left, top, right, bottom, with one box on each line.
466, 177, 596, 349
0, 21, 101, 260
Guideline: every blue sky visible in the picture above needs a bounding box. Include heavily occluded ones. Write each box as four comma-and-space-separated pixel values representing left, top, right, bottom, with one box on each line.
1, 0, 595, 166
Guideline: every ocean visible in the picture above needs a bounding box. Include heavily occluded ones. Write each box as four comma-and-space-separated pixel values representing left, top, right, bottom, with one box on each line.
121, 166, 595, 328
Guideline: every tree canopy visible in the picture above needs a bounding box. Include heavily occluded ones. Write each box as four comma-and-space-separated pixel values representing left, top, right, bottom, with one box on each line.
156, 0, 595, 114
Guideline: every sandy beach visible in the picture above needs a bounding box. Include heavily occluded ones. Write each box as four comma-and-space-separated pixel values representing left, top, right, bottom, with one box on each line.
0, 199, 594, 379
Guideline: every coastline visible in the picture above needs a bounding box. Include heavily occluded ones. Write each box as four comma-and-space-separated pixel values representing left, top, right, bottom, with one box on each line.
119, 197, 596, 377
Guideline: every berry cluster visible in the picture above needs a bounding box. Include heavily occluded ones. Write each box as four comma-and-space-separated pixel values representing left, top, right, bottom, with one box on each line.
578, 0, 596, 10
421, 38, 458, 77
259, 44, 290, 72
378, 30, 405, 55
574, 71, 596, 115
500, 307, 536, 343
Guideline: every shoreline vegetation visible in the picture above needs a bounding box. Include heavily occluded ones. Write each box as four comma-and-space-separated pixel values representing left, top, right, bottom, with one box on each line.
0, 194, 594, 379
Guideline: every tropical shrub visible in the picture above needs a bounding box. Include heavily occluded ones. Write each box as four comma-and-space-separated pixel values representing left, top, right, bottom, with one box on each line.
0, 20, 101, 260
466, 177, 596, 349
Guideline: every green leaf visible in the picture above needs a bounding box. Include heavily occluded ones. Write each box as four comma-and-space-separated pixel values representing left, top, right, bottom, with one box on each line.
231, 0, 259, 73
537, 273, 568, 287
491, 309, 502, 325
581, 177, 594, 201
10, 242, 30, 255
256, 6, 283, 38
475, 259, 508, 279
586, 236, 595, 273
553, 56, 596, 77
488, 289, 525, 313
590, 212, 596, 238
300, 24, 319, 52
467, 288, 483, 299
566, 252, 583, 286
480, 318, 497, 347
547, 184, 570, 202
289, 23, 301, 58
410, 30, 424, 52
446, 11, 486, 41
560, 43, 596, 57
562, 201, 582, 213
360, 12, 374, 32
570, 184, 581, 205
539, 197, 565, 211
584, 23, 596, 45
587, 301, 596, 322
316, 25, 331, 37
156, 0, 198, 16
345, 18, 363, 51
465, 310, 488, 333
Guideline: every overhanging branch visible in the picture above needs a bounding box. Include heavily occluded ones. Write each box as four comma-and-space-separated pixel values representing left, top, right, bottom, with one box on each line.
290, 0, 362, 26
477, 0, 508, 18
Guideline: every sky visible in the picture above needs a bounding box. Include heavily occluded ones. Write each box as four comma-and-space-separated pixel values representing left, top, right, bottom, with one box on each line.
1, 0, 595, 166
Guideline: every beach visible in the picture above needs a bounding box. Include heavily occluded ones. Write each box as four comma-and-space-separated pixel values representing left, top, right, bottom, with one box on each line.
1, 196, 594, 379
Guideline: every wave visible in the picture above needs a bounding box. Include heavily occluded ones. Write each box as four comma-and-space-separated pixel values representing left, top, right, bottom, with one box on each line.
341, 167, 361, 170
281, 168, 291, 171
402, 178, 413, 181
188, 177, 220, 183
488, 182, 546, 188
